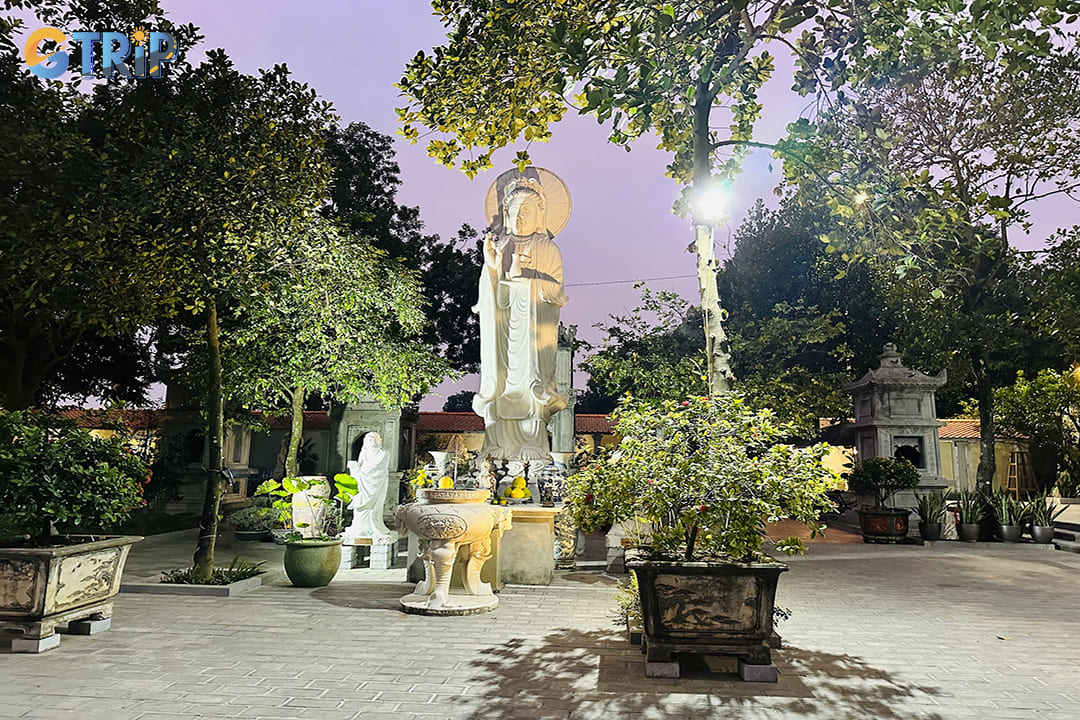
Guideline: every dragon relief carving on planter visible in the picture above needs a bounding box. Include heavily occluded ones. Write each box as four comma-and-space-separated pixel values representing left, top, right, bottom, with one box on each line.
655, 575, 758, 632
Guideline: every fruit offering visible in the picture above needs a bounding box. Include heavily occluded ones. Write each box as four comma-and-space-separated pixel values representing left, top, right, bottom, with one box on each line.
438, 476, 455, 489
504, 476, 531, 500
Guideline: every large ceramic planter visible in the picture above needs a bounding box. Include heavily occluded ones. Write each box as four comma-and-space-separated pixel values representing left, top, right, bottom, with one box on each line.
283, 539, 342, 587
918, 522, 942, 542
0, 535, 142, 652
1030, 525, 1056, 544
957, 523, 980, 542
857, 508, 910, 543
626, 552, 787, 667
997, 524, 1023, 543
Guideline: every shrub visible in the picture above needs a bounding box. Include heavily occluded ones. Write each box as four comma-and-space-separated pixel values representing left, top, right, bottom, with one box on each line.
565, 394, 837, 562
0, 411, 147, 539
847, 457, 920, 509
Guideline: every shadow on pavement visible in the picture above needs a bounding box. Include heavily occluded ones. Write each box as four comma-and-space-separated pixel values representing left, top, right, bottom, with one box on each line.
309, 581, 412, 611
456, 628, 944, 719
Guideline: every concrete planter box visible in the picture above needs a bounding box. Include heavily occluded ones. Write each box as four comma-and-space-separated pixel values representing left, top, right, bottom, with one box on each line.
627, 551, 787, 672
0, 535, 142, 652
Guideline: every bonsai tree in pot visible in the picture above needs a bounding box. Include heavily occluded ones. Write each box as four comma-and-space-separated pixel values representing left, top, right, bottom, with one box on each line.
566, 394, 836, 679
847, 457, 921, 543
0, 411, 148, 652
256, 474, 358, 587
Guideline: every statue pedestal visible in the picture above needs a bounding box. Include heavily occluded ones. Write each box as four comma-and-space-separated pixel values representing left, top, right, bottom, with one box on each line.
341, 533, 400, 571
501, 505, 561, 585
397, 489, 511, 615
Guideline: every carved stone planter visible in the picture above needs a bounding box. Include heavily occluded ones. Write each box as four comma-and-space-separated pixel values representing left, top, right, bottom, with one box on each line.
857, 508, 910, 543
627, 551, 786, 680
396, 488, 511, 615
0, 535, 142, 653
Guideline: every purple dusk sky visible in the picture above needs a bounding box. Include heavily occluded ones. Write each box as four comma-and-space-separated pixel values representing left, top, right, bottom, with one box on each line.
161, 1, 1075, 408
24, 1, 1072, 408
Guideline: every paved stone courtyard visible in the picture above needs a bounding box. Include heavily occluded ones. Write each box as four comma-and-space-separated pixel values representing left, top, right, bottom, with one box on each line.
3, 531, 1080, 720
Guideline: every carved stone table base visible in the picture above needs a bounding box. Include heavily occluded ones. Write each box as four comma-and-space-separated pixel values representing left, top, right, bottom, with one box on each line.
396, 489, 511, 616
399, 590, 499, 616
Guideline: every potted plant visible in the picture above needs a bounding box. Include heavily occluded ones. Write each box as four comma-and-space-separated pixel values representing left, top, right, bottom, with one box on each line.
847, 457, 920, 543
256, 474, 357, 587
912, 490, 950, 542
1026, 494, 1066, 543
988, 491, 1027, 542
0, 411, 147, 653
225, 499, 279, 541
951, 489, 985, 542
565, 395, 836, 679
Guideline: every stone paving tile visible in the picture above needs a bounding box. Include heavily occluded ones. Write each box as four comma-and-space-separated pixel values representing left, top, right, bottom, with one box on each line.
4, 538, 1080, 719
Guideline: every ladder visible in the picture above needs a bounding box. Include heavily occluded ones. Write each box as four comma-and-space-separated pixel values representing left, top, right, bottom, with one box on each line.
1006, 450, 1038, 499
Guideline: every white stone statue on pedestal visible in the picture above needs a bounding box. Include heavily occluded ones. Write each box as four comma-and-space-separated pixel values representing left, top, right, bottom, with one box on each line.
472, 167, 572, 461
344, 432, 394, 544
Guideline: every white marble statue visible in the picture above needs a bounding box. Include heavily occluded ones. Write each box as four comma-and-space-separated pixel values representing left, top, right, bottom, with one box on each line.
472, 167, 571, 461
345, 432, 393, 542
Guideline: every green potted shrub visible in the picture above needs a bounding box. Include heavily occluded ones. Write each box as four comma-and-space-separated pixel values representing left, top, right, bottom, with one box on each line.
912, 490, 950, 542
225, 500, 279, 542
988, 490, 1027, 542
847, 457, 920, 543
256, 474, 357, 587
1026, 494, 1066, 543
951, 488, 985, 542
0, 411, 147, 653
565, 394, 835, 679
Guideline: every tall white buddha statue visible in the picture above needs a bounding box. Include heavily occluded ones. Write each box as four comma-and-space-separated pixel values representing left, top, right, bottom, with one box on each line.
472, 167, 571, 461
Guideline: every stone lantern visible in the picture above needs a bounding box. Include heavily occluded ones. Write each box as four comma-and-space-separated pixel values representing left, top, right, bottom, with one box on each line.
842, 344, 947, 489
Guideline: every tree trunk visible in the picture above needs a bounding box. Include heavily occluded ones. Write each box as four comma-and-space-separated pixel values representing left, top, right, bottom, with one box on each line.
974, 362, 996, 492
691, 98, 733, 395
285, 386, 305, 479
192, 298, 225, 583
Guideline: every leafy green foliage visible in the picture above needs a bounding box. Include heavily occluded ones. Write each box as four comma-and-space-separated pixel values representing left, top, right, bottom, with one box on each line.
255, 475, 356, 542
581, 286, 706, 404
986, 489, 1028, 526
846, 457, 920, 509
950, 488, 985, 525
1025, 494, 1067, 527
996, 369, 1080, 491
912, 489, 950, 524
0, 411, 147, 539
322, 123, 483, 372
565, 394, 837, 562
225, 504, 280, 533
225, 219, 450, 443
160, 557, 265, 586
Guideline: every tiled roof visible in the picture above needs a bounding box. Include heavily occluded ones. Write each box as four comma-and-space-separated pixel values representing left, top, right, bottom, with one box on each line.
416, 412, 485, 433
56, 408, 331, 432
416, 412, 614, 434
939, 418, 982, 440
575, 414, 613, 434
58, 408, 169, 430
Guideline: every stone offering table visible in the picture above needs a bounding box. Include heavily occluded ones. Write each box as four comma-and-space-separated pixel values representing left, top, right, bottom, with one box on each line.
397, 489, 511, 615
501, 504, 561, 585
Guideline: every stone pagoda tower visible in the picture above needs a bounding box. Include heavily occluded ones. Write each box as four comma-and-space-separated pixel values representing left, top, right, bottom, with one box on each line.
842, 343, 947, 489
